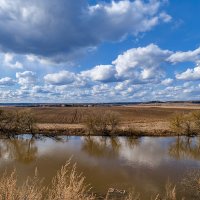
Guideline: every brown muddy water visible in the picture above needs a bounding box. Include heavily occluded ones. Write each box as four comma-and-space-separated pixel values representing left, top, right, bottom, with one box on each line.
0, 135, 200, 199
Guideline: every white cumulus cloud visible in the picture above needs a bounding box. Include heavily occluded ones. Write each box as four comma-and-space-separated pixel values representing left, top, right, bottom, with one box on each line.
44, 71, 76, 85
167, 46, 200, 63
113, 44, 171, 81
81, 65, 118, 82
176, 66, 200, 81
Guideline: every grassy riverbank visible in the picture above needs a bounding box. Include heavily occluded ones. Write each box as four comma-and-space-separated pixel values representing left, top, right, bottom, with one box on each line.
1, 104, 200, 137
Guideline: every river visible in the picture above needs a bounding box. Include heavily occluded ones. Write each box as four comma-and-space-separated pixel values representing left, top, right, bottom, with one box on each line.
0, 135, 199, 199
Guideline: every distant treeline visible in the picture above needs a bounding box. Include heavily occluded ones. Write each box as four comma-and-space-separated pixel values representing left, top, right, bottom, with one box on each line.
1, 100, 200, 108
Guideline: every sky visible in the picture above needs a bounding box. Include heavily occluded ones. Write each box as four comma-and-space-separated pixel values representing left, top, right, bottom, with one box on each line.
0, 0, 200, 103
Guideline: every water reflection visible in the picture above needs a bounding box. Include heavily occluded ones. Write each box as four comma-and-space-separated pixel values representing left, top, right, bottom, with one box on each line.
125, 136, 141, 148
169, 136, 200, 160
81, 136, 142, 159
82, 137, 120, 158
1, 136, 200, 164
0, 136, 37, 163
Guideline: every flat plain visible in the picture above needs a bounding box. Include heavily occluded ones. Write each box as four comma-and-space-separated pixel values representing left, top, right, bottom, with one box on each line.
1, 103, 200, 135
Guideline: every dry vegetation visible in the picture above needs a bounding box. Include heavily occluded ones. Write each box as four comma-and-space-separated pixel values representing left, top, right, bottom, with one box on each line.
0, 161, 199, 200
84, 110, 120, 134
0, 109, 37, 137
170, 111, 200, 136
0, 105, 200, 136
1, 106, 196, 124
0, 161, 94, 200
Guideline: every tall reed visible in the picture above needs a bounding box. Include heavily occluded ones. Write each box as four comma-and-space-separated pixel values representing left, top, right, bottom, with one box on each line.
1, 161, 197, 200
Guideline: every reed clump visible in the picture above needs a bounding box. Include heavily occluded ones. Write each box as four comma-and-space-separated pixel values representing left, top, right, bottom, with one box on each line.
47, 161, 95, 200
0, 169, 44, 200
0, 161, 94, 200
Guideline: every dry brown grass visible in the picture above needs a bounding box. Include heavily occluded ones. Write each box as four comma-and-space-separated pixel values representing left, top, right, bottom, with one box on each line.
193, 111, 200, 132
181, 169, 200, 199
0, 169, 44, 200
0, 160, 187, 200
164, 181, 177, 200
1, 105, 200, 136
0, 161, 94, 200
1, 106, 199, 124
47, 161, 95, 200
1, 160, 197, 200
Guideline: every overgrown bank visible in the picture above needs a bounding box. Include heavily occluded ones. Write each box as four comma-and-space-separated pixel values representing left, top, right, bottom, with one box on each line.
0, 108, 200, 137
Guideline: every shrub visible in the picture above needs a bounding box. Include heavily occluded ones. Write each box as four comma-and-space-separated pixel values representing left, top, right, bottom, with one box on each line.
182, 114, 194, 136
192, 111, 200, 132
0, 109, 37, 135
0, 110, 15, 134
84, 110, 120, 134
170, 113, 195, 136
16, 110, 37, 134
170, 113, 185, 134
106, 111, 120, 132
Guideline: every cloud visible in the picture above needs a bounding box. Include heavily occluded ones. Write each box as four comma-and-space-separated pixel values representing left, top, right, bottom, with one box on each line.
16, 71, 37, 87
44, 71, 76, 85
3, 43, 200, 102
0, 0, 170, 61
161, 78, 173, 86
140, 68, 157, 80
113, 44, 171, 81
159, 12, 172, 22
176, 66, 200, 81
0, 77, 15, 86
26, 54, 55, 66
167, 46, 200, 63
81, 65, 118, 82
3, 53, 23, 69
41, 44, 175, 86
41, 44, 200, 89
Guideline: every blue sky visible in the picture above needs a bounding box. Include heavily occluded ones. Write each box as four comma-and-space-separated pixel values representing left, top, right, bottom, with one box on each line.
0, 0, 200, 103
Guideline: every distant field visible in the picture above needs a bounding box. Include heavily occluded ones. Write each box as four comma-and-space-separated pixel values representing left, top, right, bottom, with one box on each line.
1, 105, 200, 124
1, 104, 200, 135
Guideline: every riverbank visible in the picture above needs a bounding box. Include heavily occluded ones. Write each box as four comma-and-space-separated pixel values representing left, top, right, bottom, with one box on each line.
1, 104, 200, 137
35, 122, 175, 136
